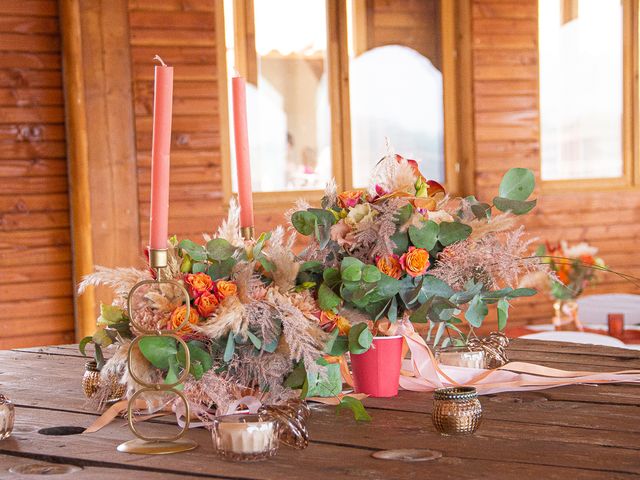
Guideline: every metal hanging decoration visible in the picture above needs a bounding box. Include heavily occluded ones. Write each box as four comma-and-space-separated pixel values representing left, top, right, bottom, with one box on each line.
117, 248, 198, 455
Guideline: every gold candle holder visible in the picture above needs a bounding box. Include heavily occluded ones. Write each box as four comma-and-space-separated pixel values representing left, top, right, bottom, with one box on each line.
432, 386, 482, 435
241, 226, 255, 241
117, 248, 198, 455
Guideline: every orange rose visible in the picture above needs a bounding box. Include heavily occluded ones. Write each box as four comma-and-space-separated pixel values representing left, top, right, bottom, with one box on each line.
168, 304, 201, 333
194, 291, 219, 318
400, 247, 430, 277
376, 255, 402, 279
319, 310, 351, 335
215, 280, 238, 300
556, 269, 570, 285
579, 254, 595, 265
337, 190, 363, 208
184, 272, 214, 298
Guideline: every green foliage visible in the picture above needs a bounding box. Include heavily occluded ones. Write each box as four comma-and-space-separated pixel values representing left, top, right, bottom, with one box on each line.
223, 333, 235, 362
497, 298, 510, 331
493, 197, 537, 215
306, 362, 342, 397
138, 336, 178, 370
498, 168, 535, 201
318, 283, 342, 310
177, 239, 207, 262
206, 238, 236, 261
408, 220, 439, 250
348, 322, 373, 354
336, 396, 372, 422
438, 222, 472, 246
341, 257, 364, 282
465, 294, 489, 328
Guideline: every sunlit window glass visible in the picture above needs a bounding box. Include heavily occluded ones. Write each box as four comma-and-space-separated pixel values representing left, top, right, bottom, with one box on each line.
226, 0, 332, 193
346, 0, 445, 187
539, 0, 623, 180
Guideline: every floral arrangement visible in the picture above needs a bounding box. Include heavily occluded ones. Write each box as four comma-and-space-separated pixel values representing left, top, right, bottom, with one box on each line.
290, 154, 548, 351
536, 241, 605, 300
78, 200, 365, 419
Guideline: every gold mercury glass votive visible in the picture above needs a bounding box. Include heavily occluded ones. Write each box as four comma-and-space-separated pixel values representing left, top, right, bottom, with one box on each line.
0, 394, 15, 440
211, 413, 279, 461
82, 360, 126, 402
432, 386, 482, 435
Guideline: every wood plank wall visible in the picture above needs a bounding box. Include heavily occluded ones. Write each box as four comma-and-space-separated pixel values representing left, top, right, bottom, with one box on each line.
0, 0, 75, 348
471, 0, 640, 326
128, 0, 226, 250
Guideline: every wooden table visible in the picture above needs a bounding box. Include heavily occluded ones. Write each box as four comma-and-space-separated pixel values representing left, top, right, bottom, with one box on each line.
1, 339, 639, 479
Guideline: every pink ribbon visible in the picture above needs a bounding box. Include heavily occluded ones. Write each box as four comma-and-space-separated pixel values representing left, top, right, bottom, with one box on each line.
394, 320, 640, 394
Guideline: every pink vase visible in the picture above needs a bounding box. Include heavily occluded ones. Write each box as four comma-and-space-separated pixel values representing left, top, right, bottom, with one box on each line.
350, 335, 403, 398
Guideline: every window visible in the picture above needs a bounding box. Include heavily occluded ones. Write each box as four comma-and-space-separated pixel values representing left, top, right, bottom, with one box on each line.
222, 0, 464, 202
539, 0, 638, 186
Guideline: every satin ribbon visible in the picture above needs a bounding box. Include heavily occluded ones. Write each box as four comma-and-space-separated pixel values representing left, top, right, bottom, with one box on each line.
392, 319, 640, 394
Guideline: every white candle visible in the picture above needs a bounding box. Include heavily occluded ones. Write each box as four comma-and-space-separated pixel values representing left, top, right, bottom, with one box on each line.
212, 414, 278, 461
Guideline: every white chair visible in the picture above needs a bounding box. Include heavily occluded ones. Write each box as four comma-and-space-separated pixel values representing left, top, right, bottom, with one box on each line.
577, 294, 640, 327
519, 331, 627, 348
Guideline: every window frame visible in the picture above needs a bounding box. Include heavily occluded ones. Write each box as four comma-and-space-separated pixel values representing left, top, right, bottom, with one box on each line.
538, 0, 640, 192
217, 0, 468, 207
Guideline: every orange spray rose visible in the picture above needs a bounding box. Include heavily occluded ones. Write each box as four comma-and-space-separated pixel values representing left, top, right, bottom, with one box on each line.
168, 304, 201, 333
184, 272, 214, 298
399, 246, 430, 277
376, 255, 402, 279
194, 291, 219, 318
215, 280, 238, 300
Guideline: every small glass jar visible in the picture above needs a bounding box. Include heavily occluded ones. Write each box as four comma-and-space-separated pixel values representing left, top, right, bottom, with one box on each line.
432, 386, 482, 435
0, 394, 15, 440
82, 361, 126, 402
211, 413, 279, 461
435, 346, 486, 369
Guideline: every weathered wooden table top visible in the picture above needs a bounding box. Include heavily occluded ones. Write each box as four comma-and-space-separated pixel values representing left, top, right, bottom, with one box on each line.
0, 339, 639, 479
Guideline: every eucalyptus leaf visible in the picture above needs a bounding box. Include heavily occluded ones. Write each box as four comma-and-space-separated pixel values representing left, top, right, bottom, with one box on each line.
508, 287, 537, 298
247, 331, 262, 349
493, 197, 537, 215
138, 336, 177, 370
408, 220, 439, 250
465, 294, 489, 328
291, 211, 317, 235
318, 283, 342, 310
206, 238, 236, 261
362, 264, 382, 283
348, 323, 372, 354
471, 203, 492, 220
79, 336, 92, 356
207, 258, 236, 280
192, 262, 207, 273
499, 168, 535, 201
223, 333, 235, 362
390, 231, 409, 255
178, 239, 207, 262
497, 297, 510, 331
438, 222, 472, 246
341, 257, 364, 282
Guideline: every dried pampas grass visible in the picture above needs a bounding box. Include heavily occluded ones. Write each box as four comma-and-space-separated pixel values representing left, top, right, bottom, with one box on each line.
78, 266, 151, 301
264, 226, 299, 291
215, 197, 245, 248
369, 154, 417, 194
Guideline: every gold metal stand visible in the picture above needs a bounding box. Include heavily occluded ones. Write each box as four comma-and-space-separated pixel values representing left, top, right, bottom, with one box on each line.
241, 226, 255, 241
117, 248, 198, 454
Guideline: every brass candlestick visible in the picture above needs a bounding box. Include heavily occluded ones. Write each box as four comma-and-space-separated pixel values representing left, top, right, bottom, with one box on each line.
241, 226, 255, 241
117, 248, 198, 455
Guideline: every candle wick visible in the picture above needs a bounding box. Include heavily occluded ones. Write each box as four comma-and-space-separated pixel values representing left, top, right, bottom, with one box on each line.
153, 55, 167, 67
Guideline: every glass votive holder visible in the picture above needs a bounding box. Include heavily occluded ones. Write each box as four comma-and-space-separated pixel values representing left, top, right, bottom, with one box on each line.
211, 413, 279, 461
435, 346, 486, 369
432, 386, 482, 435
0, 394, 15, 440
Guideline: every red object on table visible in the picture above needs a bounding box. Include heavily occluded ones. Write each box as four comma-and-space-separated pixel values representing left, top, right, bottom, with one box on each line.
608, 313, 625, 338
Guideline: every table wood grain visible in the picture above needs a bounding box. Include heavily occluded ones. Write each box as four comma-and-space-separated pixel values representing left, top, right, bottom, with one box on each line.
0, 339, 639, 479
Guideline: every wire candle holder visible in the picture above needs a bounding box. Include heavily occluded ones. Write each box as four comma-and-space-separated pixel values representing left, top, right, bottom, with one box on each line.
117, 248, 198, 454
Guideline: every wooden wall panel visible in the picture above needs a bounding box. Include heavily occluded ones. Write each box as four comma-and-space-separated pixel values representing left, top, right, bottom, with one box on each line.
128, 0, 227, 246
0, 0, 75, 348
470, 0, 640, 327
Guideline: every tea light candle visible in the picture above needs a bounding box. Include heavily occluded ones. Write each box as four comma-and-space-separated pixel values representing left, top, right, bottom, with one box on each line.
212, 414, 278, 461
436, 348, 486, 369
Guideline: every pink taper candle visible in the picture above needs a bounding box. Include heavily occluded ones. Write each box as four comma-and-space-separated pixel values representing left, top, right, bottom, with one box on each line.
149, 55, 174, 250
232, 75, 254, 229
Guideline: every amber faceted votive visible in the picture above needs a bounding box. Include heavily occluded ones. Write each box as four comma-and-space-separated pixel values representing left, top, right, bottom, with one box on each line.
432, 386, 482, 435
0, 394, 14, 441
